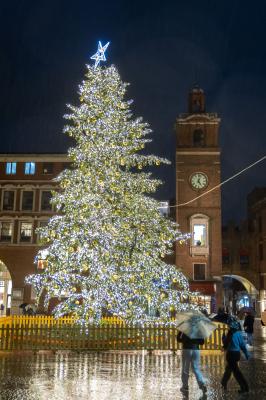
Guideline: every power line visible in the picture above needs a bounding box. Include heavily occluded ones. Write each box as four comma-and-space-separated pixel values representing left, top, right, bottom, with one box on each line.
171, 155, 266, 208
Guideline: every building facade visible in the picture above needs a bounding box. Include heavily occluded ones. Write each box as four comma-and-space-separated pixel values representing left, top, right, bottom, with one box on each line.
175, 86, 223, 313
0, 154, 68, 315
0, 122, 263, 317
247, 188, 266, 312
222, 188, 266, 314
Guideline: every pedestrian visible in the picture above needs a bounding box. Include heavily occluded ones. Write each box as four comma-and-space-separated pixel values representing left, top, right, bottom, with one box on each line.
221, 317, 250, 393
212, 307, 228, 323
177, 331, 207, 395
244, 312, 255, 346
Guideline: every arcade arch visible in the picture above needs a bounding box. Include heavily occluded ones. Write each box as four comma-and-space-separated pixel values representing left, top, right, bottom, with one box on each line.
0, 260, 12, 316
222, 274, 259, 314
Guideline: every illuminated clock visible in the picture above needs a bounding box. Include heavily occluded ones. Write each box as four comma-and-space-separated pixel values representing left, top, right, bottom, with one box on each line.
190, 172, 208, 190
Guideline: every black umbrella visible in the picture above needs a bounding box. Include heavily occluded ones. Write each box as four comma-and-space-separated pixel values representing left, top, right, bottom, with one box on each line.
211, 312, 229, 323
19, 303, 28, 308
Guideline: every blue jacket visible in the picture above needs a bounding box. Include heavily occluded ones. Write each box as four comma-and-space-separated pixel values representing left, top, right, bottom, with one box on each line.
223, 330, 249, 359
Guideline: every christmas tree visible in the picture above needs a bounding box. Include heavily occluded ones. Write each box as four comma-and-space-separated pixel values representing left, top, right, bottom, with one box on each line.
27, 42, 196, 325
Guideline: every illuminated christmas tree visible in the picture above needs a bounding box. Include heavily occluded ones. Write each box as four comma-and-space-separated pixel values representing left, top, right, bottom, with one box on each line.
27, 42, 195, 324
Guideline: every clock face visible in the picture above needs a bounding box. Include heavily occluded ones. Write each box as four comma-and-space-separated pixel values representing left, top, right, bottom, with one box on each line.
190, 172, 208, 190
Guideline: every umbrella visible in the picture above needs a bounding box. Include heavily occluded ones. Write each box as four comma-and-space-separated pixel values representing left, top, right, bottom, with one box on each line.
176, 310, 217, 339
25, 304, 37, 312
210, 312, 229, 324
19, 303, 28, 309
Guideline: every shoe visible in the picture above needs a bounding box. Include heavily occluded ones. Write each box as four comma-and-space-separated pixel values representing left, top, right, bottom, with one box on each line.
238, 388, 249, 394
199, 384, 207, 394
180, 386, 189, 393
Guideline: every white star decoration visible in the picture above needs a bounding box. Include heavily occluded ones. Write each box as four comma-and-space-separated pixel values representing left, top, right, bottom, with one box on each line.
90, 41, 110, 68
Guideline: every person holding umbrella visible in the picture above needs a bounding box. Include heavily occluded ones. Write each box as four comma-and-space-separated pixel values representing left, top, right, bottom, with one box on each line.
176, 310, 217, 395
221, 317, 250, 393
243, 312, 255, 346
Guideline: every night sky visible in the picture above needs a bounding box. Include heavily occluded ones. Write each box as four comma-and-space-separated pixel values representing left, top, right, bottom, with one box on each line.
0, 0, 265, 223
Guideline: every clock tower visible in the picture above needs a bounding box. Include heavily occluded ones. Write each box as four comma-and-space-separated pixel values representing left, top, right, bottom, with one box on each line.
175, 85, 222, 312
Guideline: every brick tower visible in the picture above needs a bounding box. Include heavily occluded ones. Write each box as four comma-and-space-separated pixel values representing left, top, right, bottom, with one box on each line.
175, 85, 222, 312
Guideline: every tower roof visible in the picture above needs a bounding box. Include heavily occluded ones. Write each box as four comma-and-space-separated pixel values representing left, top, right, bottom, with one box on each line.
190, 84, 204, 94
188, 85, 205, 113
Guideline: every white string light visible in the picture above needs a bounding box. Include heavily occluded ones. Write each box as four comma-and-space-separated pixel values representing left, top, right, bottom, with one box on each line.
171, 155, 266, 208
26, 62, 199, 326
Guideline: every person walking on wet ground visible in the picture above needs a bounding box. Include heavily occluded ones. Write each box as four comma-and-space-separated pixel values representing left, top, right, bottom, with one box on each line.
244, 312, 255, 346
212, 307, 228, 323
177, 331, 207, 395
221, 318, 250, 394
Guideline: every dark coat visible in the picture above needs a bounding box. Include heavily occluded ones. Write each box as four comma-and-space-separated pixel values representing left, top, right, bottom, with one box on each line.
212, 312, 228, 323
176, 332, 204, 349
244, 315, 254, 334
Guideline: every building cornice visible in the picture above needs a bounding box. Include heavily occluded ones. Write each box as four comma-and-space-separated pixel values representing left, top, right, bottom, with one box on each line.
176, 113, 220, 124
176, 150, 221, 155
0, 181, 60, 185
0, 154, 69, 162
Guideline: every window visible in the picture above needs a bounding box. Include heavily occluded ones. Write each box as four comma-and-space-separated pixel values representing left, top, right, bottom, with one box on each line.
193, 224, 206, 246
24, 162, 35, 175
6, 162, 16, 175
21, 191, 34, 211
63, 162, 73, 170
194, 264, 206, 280
39, 220, 48, 228
19, 222, 32, 243
159, 201, 169, 217
40, 191, 53, 211
222, 248, 230, 264
192, 99, 201, 113
42, 163, 53, 174
193, 129, 205, 147
190, 214, 209, 256
2, 191, 15, 211
239, 249, 249, 265
37, 220, 48, 244
30, 286, 37, 300
0, 222, 13, 242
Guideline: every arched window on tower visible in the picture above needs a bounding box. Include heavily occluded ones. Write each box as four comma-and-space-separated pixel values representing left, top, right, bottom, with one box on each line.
193, 129, 205, 147
192, 99, 201, 113
190, 214, 209, 256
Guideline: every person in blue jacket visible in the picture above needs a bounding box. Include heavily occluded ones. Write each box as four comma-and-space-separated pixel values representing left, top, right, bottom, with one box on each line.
221, 317, 250, 393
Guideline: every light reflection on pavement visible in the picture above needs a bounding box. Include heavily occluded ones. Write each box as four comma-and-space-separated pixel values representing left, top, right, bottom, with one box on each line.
0, 321, 265, 400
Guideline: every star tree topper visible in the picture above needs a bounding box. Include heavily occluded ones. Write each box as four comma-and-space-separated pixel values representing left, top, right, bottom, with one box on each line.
90, 41, 110, 68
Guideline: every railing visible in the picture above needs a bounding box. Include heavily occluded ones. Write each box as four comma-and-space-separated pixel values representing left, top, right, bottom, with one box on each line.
0, 316, 227, 352
0, 315, 124, 327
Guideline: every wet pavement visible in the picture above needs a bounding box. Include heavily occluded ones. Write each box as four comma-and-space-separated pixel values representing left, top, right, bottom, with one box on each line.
0, 321, 265, 400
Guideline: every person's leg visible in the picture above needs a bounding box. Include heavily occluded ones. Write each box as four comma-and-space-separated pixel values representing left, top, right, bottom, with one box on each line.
181, 350, 191, 390
191, 349, 207, 392
247, 333, 253, 346
230, 352, 249, 391
221, 352, 233, 389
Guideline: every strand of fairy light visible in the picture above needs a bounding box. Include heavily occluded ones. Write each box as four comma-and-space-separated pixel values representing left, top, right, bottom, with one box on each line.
170, 155, 266, 208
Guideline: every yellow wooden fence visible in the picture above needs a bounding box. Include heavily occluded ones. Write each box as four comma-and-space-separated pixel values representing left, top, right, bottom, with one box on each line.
0, 315, 124, 328
0, 316, 227, 352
